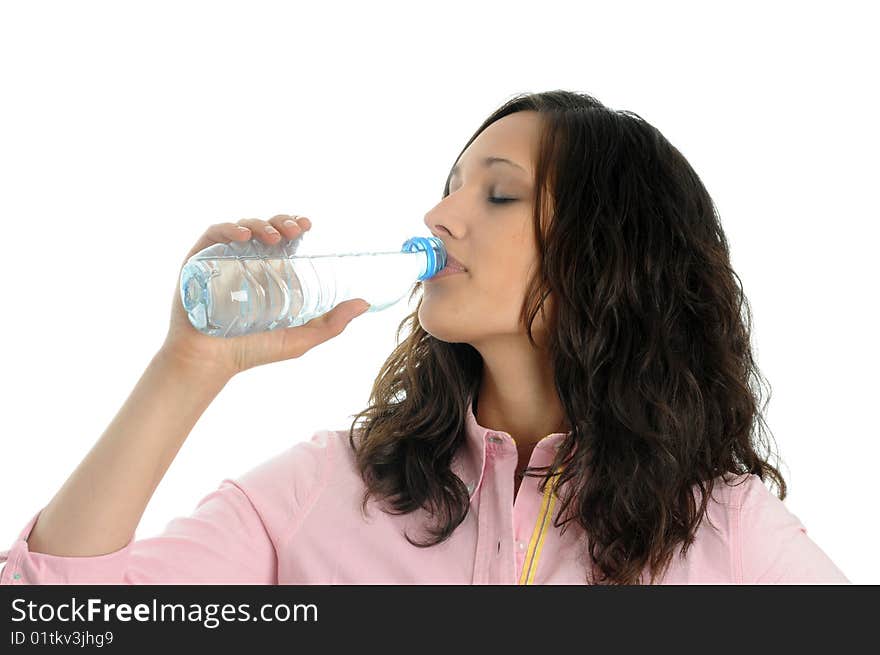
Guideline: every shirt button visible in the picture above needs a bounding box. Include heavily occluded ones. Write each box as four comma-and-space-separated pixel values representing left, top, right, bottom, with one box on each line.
12, 573, 21, 580
517, 541, 526, 551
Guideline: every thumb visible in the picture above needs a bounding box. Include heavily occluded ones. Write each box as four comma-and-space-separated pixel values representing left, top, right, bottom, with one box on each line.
336, 298, 371, 324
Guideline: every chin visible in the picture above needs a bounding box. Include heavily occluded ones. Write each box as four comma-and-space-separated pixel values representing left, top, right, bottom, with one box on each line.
417, 306, 473, 344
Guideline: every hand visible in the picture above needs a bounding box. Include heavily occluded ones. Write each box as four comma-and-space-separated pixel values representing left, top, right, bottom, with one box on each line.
161, 214, 370, 379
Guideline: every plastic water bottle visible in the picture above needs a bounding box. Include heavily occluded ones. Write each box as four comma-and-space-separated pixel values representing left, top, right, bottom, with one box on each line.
179, 234, 446, 337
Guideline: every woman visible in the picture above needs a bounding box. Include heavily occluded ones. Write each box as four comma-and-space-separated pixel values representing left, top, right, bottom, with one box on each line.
0, 90, 849, 585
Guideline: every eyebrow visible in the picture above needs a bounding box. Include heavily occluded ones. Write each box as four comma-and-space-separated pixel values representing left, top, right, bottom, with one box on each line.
449, 156, 528, 179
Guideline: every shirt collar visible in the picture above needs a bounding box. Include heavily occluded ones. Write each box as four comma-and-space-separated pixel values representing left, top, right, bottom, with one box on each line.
457, 390, 571, 500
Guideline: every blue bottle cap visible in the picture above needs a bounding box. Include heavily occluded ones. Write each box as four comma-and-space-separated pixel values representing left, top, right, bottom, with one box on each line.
401, 236, 447, 280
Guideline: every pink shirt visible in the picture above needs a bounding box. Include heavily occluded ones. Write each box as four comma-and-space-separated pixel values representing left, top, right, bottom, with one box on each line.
0, 398, 850, 585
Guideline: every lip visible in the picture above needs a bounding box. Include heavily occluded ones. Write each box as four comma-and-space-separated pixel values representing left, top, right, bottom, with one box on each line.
428, 265, 467, 279
444, 253, 468, 271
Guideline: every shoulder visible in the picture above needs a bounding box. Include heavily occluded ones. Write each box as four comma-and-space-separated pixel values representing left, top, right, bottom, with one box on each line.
232, 429, 340, 497
678, 473, 848, 584
694, 471, 792, 514
729, 473, 850, 583
223, 429, 351, 547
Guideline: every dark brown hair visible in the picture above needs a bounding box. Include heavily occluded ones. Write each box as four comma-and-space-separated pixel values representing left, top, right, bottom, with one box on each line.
347, 90, 787, 585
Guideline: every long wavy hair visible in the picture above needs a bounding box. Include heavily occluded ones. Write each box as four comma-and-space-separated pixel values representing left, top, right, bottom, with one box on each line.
347, 90, 787, 585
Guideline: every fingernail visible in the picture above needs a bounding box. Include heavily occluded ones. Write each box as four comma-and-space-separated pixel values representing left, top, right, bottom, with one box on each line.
265, 226, 279, 234
237, 226, 250, 233
284, 219, 297, 228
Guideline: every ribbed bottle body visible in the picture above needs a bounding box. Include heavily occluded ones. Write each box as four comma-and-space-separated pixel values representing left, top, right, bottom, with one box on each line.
179, 236, 445, 337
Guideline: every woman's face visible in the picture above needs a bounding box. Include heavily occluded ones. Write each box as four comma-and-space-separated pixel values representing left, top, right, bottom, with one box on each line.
420, 110, 546, 347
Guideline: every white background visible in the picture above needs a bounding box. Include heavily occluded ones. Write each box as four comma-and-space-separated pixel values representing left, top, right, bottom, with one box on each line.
1, 0, 876, 583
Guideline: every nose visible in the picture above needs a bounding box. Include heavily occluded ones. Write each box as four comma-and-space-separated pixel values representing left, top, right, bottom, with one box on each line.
424, 203, 459, 239
423, 209, 445, 237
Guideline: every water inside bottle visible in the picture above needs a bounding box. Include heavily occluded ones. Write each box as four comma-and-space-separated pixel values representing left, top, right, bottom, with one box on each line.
181, 247, 430, 336
181, 255, 303, 335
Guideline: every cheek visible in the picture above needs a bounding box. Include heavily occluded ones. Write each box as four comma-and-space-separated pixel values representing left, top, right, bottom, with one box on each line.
489, 250, 535, 300
417, 266, 535, 341
485, 254, 546, 330
483, 272, 527, 313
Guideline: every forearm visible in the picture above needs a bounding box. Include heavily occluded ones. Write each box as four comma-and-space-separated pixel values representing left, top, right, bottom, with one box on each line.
25, 348, 232, 557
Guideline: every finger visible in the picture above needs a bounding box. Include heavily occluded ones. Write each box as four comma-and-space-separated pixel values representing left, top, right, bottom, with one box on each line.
237, 217, 281, 243
268, 214, 305, 241
309, 299, 369, 334
182, 222, 251, 263
292, 299, 370, 353
275, 214, 312, 230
